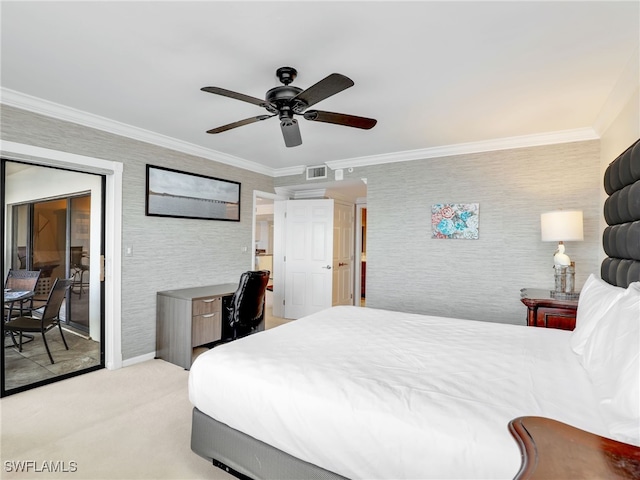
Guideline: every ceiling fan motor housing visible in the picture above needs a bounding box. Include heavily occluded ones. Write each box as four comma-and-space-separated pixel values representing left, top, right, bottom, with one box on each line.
276, 66, 297, 85
265, 85, 309, 121
265, 85, 303, 104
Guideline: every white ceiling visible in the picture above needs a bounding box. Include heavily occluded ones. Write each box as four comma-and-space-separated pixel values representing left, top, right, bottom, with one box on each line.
1, 1, 638, 176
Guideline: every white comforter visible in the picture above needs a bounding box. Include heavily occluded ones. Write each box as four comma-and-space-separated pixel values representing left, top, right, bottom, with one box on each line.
189, 306, 607, 479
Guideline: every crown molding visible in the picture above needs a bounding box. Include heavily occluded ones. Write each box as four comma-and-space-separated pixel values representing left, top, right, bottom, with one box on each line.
291, 188, 328, 199
2, 87, 602, 178
325, 127, 599, 170
274, 186, 296, 198
0, 88, 276, 177
272, 165, 306, 177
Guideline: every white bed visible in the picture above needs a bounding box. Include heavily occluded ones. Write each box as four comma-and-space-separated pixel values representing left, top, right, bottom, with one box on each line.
189, 303, 620, 479
188, 138, 640, 479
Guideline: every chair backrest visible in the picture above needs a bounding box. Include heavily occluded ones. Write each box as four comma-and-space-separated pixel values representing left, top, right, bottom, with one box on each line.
228, 270, 270, 329
17, 246, 27, 269
4, 269, 41, 292
70, 246, 84, 267
40, 278, 73, 323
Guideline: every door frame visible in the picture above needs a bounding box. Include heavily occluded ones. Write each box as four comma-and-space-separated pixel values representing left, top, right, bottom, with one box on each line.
1, 140, 123, 370
252, 190, 287, 317
332, 199, 355, 306
355, 201, 367, 305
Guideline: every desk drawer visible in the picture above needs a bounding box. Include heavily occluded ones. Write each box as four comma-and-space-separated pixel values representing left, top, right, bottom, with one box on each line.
192, 311, 222, 346
193, 297, 221, 316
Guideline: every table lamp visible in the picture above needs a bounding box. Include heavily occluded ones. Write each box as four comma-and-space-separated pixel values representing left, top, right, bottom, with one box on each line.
541, 210, 583, 294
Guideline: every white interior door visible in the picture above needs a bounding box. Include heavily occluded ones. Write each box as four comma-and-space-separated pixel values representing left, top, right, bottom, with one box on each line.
283, 199, 334, 319
333, 201, 354, 306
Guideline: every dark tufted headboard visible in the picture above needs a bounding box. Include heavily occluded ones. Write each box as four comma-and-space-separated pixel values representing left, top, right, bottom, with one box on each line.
602, 138, 640, 287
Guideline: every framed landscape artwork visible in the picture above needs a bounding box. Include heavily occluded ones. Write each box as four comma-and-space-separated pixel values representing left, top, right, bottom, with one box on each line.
145, 165, 240, 221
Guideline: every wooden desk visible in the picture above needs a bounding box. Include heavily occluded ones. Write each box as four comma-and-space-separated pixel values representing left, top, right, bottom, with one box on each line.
520, 288, 579, 331
156, 283, 237, 369
509, 416, 640, 479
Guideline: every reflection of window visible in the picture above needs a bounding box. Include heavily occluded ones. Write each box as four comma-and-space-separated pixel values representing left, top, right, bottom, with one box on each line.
71, 196, 91, 242
74, 214, 90, 238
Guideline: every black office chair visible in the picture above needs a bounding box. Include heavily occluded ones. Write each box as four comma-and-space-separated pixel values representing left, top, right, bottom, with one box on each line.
5, 277, 73, 364
226, 270, 270, 341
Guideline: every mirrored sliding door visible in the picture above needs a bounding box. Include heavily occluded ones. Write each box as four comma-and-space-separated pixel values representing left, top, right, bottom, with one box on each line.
2, 160, 105, 396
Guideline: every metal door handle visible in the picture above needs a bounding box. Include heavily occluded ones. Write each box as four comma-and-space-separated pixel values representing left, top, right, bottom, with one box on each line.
338, 262, 347, 267
322, 265, 332, 269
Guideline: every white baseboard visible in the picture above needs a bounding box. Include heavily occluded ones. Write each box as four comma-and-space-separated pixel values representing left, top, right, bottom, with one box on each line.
122, 352, 156, 367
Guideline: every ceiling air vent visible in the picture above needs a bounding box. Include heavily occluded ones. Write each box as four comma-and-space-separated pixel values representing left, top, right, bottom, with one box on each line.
306, 165, 327, 180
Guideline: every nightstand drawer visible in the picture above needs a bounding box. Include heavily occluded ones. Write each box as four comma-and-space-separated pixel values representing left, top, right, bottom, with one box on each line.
536, 307, 576, 330
520, 288, 578, 331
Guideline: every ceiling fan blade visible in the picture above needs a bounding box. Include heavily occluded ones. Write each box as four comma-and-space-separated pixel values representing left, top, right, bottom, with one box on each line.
206, 115, 274, 134
292, 73, 354, 110
281, 119, 302, 147
303, 110, 377, 130
201, 86, 272, 108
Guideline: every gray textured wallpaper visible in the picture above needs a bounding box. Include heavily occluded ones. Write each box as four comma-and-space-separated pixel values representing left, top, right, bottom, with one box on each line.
2, 103, 603, 360
277, 141, 601, 324
363, 142, 601, 323
1, 105, 273, 359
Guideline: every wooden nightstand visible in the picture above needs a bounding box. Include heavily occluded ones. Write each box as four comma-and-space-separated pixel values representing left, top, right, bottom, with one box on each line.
520, 288, 579, 331
509, 416, 640, 479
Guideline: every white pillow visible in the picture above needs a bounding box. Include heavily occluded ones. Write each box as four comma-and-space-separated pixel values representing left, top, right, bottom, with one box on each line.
582, 282, 640, 445
570, 274, 625, 356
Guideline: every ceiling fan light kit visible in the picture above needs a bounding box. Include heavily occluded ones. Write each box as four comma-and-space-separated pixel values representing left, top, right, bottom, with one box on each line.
201, 66, 377, 147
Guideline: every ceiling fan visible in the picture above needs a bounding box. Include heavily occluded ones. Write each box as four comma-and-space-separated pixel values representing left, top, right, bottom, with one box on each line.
201, 67, 377, 147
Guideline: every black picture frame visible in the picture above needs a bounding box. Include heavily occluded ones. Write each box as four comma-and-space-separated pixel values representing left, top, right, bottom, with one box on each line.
145, 165, 240, 221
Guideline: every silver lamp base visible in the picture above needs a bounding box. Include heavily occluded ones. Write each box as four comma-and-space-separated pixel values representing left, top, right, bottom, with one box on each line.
552, 264, 575, 294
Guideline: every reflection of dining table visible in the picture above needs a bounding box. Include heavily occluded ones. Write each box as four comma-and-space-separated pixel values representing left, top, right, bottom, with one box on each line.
4, 289, 35, 345
4, 290, 35, 320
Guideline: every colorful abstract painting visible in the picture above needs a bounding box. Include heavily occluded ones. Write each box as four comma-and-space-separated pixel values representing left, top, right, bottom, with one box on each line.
432, 203, 479, 239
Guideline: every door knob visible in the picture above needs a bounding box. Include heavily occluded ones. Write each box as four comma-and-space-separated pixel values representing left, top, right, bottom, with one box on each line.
322, 265, 332, 269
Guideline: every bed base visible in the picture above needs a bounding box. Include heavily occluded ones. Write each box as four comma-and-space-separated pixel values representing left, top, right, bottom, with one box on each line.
191, 407, 348, 480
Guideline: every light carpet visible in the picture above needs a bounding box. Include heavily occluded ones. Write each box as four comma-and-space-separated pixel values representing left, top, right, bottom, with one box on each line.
1, 359, 233, 480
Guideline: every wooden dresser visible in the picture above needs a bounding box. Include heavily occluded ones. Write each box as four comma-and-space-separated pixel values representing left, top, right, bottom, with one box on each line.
156, 283, 236, 369
520, 288, 579, 331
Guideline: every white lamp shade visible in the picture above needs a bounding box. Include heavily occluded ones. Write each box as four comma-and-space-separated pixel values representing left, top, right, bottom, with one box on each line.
541, 210, 584, 242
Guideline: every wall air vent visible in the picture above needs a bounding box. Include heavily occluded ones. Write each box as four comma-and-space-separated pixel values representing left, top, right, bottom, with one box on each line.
306, 165, 328, 180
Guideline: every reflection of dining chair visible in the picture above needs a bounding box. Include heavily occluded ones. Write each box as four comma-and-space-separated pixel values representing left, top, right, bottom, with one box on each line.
17, 246, 27, 269
226, 270, 270, 341
70, 246, 89, 298
5, 277, 73, 364
4, 269, 41, 320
